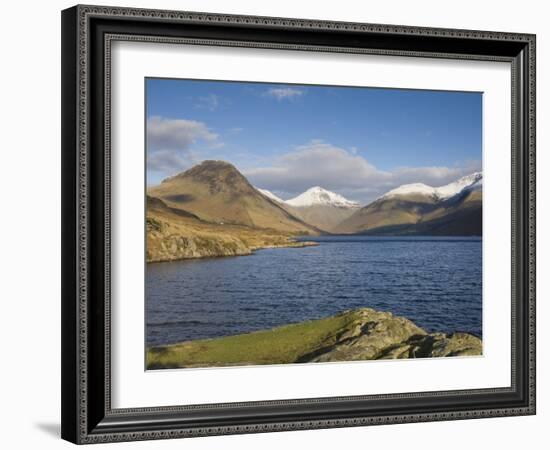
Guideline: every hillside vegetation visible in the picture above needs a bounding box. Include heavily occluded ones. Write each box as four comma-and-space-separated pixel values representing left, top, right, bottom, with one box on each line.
146, 196, 316, 262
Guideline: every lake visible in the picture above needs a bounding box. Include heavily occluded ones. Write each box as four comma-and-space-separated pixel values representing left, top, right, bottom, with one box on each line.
146, 235, 482, 347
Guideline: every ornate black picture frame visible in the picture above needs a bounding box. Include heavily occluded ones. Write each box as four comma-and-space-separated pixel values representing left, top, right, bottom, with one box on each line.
61, 4, 536, 444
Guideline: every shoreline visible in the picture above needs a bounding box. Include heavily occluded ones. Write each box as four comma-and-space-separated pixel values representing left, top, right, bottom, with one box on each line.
147, 238, 319, 263
249, 240, 318, 251
147, 307, 482, 369
147, 233, 481, 264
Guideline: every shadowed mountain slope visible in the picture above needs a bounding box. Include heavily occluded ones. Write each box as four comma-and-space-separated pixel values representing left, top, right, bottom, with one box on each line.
334, 175, 482, 236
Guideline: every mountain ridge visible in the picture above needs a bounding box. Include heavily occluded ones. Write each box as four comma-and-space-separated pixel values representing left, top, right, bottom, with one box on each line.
335, 172, 482, 235
286, 186, 361, 208
255, 187, 285, 204
253, 186, 360, 232
381, 172, 482, 201
148, 160, 319, 235
150, 161, 482, 237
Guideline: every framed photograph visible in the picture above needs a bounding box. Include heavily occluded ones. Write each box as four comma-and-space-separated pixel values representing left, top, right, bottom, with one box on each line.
61, 5, 536, 444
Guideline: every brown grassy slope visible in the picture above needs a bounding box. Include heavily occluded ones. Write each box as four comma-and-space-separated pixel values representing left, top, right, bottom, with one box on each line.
334, 190, 482, 236
334, 193, 439, 234
287, 204, 359, 233
409, 190, 482, 236
148, 160, 318, 235
146, 196, 317, 262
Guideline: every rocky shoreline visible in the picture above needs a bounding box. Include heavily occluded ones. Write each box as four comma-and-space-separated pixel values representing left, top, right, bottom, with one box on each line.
147, 307, 482, 369
301, 308, 482, 363
147, 229, 318, 263
146, 214, 318, 263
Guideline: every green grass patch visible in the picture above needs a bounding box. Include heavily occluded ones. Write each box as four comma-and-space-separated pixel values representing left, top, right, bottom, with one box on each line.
146, 310, 361, 369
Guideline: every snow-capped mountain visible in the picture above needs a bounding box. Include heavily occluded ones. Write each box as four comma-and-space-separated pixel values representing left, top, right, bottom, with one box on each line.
464, 177, 482, 192
382, 172, 482, 201
252, 186, 360, 232
255, 187, 284, 203
286, 187, 361, 208
336, 172, 483, 235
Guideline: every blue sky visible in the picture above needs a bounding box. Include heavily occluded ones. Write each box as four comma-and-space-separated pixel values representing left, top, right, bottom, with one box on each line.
146, 78, 482, 204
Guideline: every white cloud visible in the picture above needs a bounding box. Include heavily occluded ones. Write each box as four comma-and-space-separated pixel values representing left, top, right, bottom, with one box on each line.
244, 140, 481, 204
147, 116, 218, 150
196, 94, 220, 111
244, 141, 387, 196
147, 150, 190, 174
147, 116, 220, 175
264, 87, 304, 101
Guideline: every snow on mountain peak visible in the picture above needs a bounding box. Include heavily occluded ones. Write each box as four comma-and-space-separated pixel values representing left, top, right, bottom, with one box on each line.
286, 186, 360, 208
434, 172, 482, 199
382, 182, 436, 198
466, 177, 483, 192
255, 187, 284, 203
381, 172, 482, 201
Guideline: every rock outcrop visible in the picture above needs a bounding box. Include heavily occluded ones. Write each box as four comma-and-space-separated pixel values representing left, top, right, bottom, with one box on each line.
146, 196, 317, 263
301, 308, 481, 362
147, 307, 482, 369
146, 216, 252, 262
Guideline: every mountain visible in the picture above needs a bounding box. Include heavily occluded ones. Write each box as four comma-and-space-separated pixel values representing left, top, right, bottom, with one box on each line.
335, 173, 482, 236
286, 186, 361, 208
148, 160, 318, 235
146, 195, 317, 262
381, 172, 482, 201
283, 187, 361, 232
255, 187, 284, 203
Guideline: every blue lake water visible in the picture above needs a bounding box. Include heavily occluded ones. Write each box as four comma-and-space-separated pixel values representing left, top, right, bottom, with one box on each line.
146, 236, 482, 347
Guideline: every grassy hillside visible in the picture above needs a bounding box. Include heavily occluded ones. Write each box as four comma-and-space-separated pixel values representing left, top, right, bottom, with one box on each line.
146, 196, 316, 262
147, 307, 482, 369
334, 193, 438, 234
288, 204, 359, 233
334, 190, 481, 236
148, 160, 318, 235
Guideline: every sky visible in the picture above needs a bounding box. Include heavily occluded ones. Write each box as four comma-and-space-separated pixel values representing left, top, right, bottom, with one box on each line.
146, 78, 482, 204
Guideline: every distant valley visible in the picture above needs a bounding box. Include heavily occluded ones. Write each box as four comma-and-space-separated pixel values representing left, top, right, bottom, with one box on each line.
254, 172, 482, 236
257, 186, 361, 232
